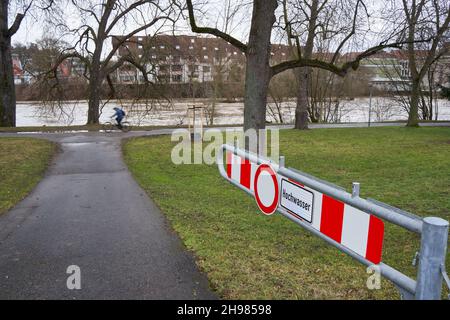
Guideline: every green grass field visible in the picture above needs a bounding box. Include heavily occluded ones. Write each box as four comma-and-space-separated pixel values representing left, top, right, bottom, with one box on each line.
0, 138, 55, 214
123, 127, 450, 299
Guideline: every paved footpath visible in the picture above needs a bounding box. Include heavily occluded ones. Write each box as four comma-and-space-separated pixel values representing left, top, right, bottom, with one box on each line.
0, 132, 216, 299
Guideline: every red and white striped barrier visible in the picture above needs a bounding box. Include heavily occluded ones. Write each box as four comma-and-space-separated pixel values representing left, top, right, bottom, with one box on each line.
225, 151, 384, 264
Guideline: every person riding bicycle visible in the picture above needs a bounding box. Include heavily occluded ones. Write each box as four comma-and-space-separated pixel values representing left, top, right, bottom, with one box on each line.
111, 107, 126, 129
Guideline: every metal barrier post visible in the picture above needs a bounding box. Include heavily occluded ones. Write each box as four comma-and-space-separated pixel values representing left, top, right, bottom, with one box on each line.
415, 217, 449, 300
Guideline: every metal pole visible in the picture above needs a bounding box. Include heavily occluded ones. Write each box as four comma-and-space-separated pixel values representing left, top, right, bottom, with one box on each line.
415, 217, 449, 300
368, 84, 373, 127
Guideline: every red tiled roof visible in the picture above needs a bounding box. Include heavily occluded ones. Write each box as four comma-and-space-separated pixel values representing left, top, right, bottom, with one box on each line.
12, 55, 23, 76
113, 34, 292, 64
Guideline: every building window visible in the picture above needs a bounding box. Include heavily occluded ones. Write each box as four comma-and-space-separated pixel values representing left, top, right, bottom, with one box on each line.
121, 75, 135, 82
189, 46, 194, 50
158, 75, 170, 82
203, 66, 210, 73
202, 46, 207, 50
215, 47, 219, 51
204, 55, 208, 60
159, 65, 169, 73
172, 65, 183, 72
188, 65, 198, 72
160, 45, 165, 49
173, 56, 181, 63
138, 37, 143, 42
172, 75, 182, 82
175, 45, 180, 50
191, 39, 195, 43
138, 45, 143, 49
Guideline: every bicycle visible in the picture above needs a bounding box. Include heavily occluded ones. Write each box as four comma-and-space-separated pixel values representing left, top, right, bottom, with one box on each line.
102, 120, 132, 133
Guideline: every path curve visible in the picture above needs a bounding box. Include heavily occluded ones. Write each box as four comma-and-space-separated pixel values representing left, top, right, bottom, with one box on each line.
0, 132, 216, 299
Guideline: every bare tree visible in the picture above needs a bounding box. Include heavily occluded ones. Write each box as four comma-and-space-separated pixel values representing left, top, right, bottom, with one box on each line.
375, 51, 442, 121
281, 0, 371, 129
185, 0, 419, 134
398, 0, 450, 126
0, 0, 54, 127
268, 71, 296, 124
44, 0, 178, 125
206, 0, 245, 125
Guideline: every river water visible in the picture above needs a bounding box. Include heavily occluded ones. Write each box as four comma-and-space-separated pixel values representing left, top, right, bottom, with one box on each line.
15, 98, 450, 127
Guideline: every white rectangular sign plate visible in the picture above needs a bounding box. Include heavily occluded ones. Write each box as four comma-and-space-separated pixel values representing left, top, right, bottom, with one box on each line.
280, 179, 314, 223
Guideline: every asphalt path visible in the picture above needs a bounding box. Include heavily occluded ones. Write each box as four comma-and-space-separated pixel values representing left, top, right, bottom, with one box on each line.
0, 132, 216, 299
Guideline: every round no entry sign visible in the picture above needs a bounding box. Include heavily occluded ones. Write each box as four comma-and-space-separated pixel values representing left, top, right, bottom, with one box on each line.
254, 164, 279, 215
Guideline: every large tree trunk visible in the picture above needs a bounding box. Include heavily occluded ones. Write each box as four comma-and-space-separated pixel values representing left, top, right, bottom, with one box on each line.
243, 0, 278, 133
87, 83, 101, 124
87, 73, 102, 124
86, 42, 104, 124
294, 68, 310, 129
407, 79, 420, 127
87, 65, 103, 124
0, 1, 16, 127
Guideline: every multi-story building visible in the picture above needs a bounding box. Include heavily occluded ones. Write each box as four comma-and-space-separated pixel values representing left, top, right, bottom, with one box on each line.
112, 34, 291, 84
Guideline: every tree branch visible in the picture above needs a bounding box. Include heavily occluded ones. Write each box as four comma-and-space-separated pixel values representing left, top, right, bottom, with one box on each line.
8, 1, 33, 36
271, 40, 418, 77
103, 15, 173, 66
186, 0, 247, 53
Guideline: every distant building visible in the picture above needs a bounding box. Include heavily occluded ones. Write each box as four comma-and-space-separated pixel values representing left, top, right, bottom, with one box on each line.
11, 54, 87, 84
12, 54, 24, 85
112, 35, 291, 84
341, 46, 450, 92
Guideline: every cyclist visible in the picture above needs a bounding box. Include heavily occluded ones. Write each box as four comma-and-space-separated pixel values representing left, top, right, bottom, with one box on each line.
111, 107, 126, 129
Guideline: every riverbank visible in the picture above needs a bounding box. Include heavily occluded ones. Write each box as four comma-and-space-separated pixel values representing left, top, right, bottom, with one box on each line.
2, 121, 450, 133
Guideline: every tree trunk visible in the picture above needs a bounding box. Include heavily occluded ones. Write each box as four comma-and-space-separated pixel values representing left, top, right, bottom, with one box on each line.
407, 79, 420, 127
293, 0, 318, 130
243, 0, 278, 133
294, 68, 310, 129
0, 1, 16, 127
87, 68, 102, 124
86, 37, 105, 124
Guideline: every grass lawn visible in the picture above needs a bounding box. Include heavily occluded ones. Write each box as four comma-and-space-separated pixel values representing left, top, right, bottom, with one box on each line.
0, 138, 55, 214
123, 127, 450, 299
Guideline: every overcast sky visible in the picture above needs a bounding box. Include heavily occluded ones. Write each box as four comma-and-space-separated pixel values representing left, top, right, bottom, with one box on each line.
11, 0, 389, 53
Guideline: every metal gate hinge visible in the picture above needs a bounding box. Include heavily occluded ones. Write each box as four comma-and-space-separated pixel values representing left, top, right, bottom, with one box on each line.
440, 264, 450, 300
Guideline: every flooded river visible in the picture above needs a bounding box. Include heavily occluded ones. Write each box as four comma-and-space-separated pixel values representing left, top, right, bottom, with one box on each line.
16, 98, 450, 127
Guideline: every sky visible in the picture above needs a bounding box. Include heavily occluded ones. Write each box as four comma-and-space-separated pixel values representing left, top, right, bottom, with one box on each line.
11, 0, 389, 52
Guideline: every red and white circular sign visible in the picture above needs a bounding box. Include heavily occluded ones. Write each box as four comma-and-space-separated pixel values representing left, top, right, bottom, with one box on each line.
254, 164, 279, 215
